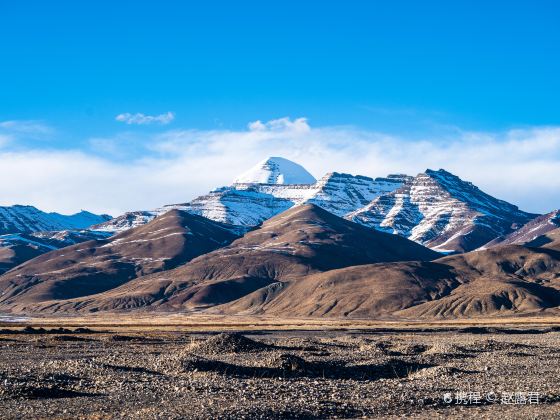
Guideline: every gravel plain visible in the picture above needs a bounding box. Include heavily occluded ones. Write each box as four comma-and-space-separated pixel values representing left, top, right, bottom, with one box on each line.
1, 326, 560, 419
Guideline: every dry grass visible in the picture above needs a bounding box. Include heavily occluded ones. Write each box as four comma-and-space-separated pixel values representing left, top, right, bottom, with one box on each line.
3, 312, 560, 333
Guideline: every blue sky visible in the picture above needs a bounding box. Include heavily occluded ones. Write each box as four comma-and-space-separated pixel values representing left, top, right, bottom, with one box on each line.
0, 1, 559, 214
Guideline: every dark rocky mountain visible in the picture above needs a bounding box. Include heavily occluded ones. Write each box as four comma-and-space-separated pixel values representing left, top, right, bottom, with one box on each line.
348, 169, 537, 253
1, 158, 557, 320
0, 204, 112, 273
2, 205, 560, 320
94, 157, 410, 232
91, 159, 538, 255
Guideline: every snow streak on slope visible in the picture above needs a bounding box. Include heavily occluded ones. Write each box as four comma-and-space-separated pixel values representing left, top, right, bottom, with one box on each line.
176, 173, 410, 226
306, 173, 411, 217
91, 211, 160, 232
348, 169, 536, 252
0, 205, 111, 235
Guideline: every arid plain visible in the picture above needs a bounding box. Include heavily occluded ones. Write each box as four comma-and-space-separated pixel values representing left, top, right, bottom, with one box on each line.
1, 314, 560, 419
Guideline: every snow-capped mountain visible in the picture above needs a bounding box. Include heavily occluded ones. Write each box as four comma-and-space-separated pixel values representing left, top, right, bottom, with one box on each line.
0, 205, 111, 235
305, 173, 411, 217
348, 169, 537, 252
91, 211, 160, 232
177, 172, 409, 225
95, 158, 410, 231
233, 156, 316, 184
90, 158, 539, 254
481, 209, 560, 248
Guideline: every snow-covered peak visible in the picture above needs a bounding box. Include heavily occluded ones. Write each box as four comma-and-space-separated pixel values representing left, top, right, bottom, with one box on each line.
348, 169, 537, 252
0, 205, 112, 235
423, 168, 527, 217
233, 157, 316, 185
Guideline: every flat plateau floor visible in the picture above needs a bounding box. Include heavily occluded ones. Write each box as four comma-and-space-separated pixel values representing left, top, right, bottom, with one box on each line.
1, 315, 560, 419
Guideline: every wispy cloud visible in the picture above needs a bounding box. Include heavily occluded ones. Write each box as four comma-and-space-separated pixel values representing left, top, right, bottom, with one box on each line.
248, 117, 311, 133
0, 117, 559, 215
115, 112, 175, 125
0, 120, 52, 135
0, 120, 53, 148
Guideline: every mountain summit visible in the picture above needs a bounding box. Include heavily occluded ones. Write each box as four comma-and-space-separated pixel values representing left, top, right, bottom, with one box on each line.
233, 157, 316, 185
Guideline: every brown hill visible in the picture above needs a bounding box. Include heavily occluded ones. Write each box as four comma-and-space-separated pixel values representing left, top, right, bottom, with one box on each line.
526, 227, 560, 249
0, 230, 111, 275
0, 210, 239, 311
22, 204, 440, 312
0, 242, 45, 275
4, 205, 559, 320
220, 243, 560, 319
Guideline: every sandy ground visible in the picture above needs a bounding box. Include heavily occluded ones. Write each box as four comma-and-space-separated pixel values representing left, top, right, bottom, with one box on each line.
1, 316, 560, 419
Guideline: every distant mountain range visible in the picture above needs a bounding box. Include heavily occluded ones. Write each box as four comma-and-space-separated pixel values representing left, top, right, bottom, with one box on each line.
0, 156, 558, 319
0, 206, 111, 274
93, 157, 537, 254
0, 205, 110, 235
94, 157, 410, 230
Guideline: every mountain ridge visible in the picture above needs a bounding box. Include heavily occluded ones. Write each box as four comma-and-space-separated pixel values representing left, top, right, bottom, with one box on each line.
0, 204, 111, 235
348, 169, 536, 252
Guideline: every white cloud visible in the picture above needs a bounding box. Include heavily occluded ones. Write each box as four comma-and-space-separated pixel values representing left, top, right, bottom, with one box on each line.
248, 117, 310, 133
115, 112, 175, 125
0, 117, 559, 215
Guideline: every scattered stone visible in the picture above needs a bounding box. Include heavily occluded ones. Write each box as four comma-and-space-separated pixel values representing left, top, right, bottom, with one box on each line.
189, 333, 269, 354
51, 335, 91, 342
408, 365, 459, 379
1, 329, 559, 418
389, 343, 429, 355
265, 354, 307, 373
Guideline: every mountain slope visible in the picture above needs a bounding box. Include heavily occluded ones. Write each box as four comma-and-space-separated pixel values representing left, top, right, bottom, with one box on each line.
35, 204, 440, 312
482, 210, 560, 248
222, 243, 560, 319
0, 230, 111, 274
0, 210, 239, 311
348, 169, 536, 253
526, 227, 560, 249
221, 261, 458, 317
397, 244, 560, 318
0, 205, 111, 235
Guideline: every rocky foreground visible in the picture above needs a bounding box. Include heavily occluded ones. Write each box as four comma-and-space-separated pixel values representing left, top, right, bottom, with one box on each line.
1, 327, 560, 419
